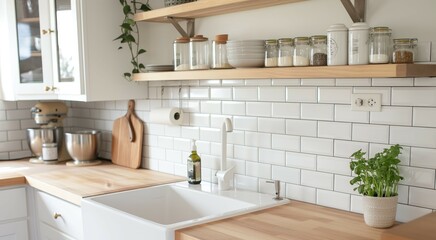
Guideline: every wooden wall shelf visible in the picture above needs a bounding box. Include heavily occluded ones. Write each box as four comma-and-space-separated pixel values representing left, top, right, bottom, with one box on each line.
134, 0, 305, 22
132, 64, 436, 81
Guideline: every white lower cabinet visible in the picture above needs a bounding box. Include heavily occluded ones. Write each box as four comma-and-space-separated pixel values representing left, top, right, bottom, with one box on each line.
0, 187, 29, 240
34, 190, 83, 240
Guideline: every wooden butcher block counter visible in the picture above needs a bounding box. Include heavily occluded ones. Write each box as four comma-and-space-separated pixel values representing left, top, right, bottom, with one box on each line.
0, 160, 184, 205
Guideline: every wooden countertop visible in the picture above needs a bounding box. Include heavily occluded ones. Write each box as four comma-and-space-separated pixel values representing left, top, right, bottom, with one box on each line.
176, 201, 388, 240
0, 160, 184, 205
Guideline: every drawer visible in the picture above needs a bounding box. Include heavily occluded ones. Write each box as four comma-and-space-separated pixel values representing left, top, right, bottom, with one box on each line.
0, 187, 27, 221
35, 191, 83, 239
0, 220, 28, 240
39, 222, 76, 240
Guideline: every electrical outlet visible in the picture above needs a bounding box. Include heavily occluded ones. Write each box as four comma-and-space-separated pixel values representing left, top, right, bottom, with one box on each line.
351, 93, 382, 112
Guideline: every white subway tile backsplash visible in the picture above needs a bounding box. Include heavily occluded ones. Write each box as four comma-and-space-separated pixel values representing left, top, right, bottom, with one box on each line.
392, 87, 436, 106
352, 124, 389, 144
333, 139, 364, 159
334, 175, 355, 194
318, 87, 352, 104
259, 87, 286, 102
199, 128, 221, 142
228, 130, 245, 145
286, 87, 317, 103
181, 126, 199, 140
318, 121, 352, 140
157, 136, 173, 149
165, 125, 181, 138
246, 102, 271, 117
234, 116, 257, 131
271, 79, 300, 86
233, 87, 258, 101
414, 77, 436, 86
189, 113, 210, 127
272, 134, 300, 152
234, 145, 258, 162
317, 189, 350, 211
245, 131, 271, 148
413, 107, 436, 127
301, 137, 333, 156
317, 156, 351, 175
409, 187, 436, 209
235, 174, 258, 192
0, 121, 20, 131
246, 162, 271, 179
286, 184, 316, 203
350, 195, 363, 213
190, 87, 209, 99
221, 79, 244, 86
370, 106, 412, 126
0, 141, 22, 152
259, 148, 285, 166
301, 170, 333, 190
301, 104, 334, 121
200, 101, 221, 114
396, 204, 432, 223
354, 87, 391, 105
272, 166, 300, 184
200, 79, 221, 86
301, 78, 335, 86
398, 185, 409, 204
166, 149, 182, 163
245, 79, 271, 86
286, 152, 317, 170
390, 126, 436, 148
158, 160, 175, 174
258, 118, 285, 134
182, 100, 200, 112
411, 147, 436, 169
335, 78, 371, 86
210, 87, 232, 100
286, 119, 317, 137
271, 103, 300, 119
372, 78, 414, 87
222, 101, 245, 115
335, 105, 369, 123
211, 143, 233, 158
399, 166, 435, 189
0, 101, 17, 110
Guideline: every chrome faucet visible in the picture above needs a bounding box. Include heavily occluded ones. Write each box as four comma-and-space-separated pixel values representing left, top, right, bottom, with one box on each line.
216, 118, 234, 190
266, 180, 283, 200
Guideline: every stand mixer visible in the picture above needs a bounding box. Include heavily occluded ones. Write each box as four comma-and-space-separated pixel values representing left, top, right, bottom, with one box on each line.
27, 102, 69, 163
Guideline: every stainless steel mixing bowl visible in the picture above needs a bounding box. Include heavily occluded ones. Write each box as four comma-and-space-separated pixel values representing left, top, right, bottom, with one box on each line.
26, 127, 63, 160
65, 130, 101, 162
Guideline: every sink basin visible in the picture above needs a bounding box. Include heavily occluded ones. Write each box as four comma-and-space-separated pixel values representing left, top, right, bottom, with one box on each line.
82, 181, 289, 240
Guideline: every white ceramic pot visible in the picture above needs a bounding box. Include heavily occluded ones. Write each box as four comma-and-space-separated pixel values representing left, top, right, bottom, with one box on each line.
362, 195, 398, 228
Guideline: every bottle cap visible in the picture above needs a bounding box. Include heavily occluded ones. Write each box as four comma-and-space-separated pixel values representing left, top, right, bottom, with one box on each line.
192, 139, 197, 151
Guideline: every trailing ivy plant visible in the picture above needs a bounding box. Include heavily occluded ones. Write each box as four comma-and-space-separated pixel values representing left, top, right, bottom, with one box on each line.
115, 0, 151, 80
350, 144, 403, 197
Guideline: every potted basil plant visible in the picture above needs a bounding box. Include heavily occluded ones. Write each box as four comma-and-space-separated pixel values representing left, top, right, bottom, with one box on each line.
350, 144, 403, 228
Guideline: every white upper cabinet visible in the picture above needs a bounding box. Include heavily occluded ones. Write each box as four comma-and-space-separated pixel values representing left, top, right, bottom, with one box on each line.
0, 0, 148, 101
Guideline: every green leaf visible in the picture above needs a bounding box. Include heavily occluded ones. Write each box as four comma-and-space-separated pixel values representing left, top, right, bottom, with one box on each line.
124, 72, 131, 77
121, 23, 133, 31
114, 33, 125, 41
138, 49, 146, 54
126, 19, 135, 26
123, 5, 132, 15
138, 63, 145, 69
140, 3, 151, 11
124, 34, 135, 42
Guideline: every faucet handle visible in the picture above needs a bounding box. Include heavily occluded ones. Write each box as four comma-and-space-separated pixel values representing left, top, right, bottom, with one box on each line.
266, 180, 283, 200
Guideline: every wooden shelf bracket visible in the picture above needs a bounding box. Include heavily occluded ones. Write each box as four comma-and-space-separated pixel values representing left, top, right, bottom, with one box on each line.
341, 0, 366, 23
166, 16, 195, 37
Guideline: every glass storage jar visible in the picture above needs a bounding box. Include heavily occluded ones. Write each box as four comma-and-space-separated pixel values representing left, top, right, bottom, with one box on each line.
392, 38, 417, 63
189, 35, 209, 70
278, 38, 294, 67
173, 36, 190, 71
265, 39, 278, 67
293, 37, 310, 67
310, 35, 327, 66
212, 34, 231, 69
369, 27, 392, 64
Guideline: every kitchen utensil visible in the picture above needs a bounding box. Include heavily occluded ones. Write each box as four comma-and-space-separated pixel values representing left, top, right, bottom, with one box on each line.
65, 130, 101, 163
26, 127, 63, 161
112, 100, 143, 169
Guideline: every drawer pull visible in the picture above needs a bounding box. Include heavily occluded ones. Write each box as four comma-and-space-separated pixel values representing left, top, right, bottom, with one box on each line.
53, 212, 62, 219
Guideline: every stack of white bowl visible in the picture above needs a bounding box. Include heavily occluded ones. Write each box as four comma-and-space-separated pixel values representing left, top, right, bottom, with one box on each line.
227, 40, 265, 68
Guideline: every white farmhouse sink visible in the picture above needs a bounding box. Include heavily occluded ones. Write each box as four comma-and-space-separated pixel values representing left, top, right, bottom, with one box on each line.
82, 181, 289, 240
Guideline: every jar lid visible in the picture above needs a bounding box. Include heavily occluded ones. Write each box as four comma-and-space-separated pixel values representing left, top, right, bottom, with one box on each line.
327, 24, 348, 32
394, 38, 418, 45
215, 34, 228, 42
349, 22, 369, 31
294, 37, 309, 44
190, 35, 208, 42
265, 39, 278, 45
278, 38, 294, 44
42, 143, 57, 147
310, 35, 327, 43
370, 27, 391, 33
174, 36, 189, 43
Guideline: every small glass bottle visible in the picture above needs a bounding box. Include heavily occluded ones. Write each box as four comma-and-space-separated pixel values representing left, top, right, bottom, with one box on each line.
293, 37, 310, 67
187, 140, 201, 184
310, 35, 327, 66
173, 36, 190, 71
189, 35, 209, 70
42, 143, 58, 161
278, 38, 294, 67
265, 39, 278, 67
212, 34, 231, 69
369, 27, 392, 64
392, 38, 417, 63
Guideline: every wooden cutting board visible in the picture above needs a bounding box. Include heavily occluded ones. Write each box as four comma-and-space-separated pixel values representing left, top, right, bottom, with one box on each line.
112, 100, 143, 168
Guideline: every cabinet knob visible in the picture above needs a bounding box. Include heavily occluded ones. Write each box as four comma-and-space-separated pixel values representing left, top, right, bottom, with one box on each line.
44, 86, 58, 92
53, 212, 62, 219
45, 86, 51, 92
42, 29, 55, 35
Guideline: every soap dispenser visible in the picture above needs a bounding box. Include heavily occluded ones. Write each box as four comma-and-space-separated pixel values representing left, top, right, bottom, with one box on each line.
187, 140, 201, 184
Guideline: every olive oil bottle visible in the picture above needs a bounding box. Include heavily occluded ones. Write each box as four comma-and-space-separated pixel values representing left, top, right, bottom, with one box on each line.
187, 140, 201, 184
